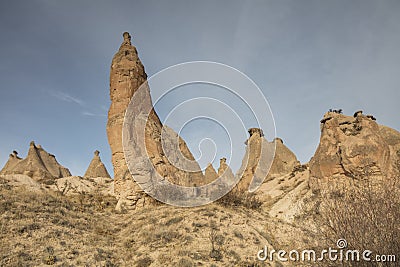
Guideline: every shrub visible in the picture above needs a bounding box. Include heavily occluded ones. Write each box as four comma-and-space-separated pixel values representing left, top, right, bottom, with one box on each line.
314, 172, 400, 266
217, 188, 262, 210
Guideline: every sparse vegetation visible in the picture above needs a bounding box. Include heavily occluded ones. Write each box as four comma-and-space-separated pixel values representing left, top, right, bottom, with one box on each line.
314, 166, 400, 266
217, 188, 262, 210
1, 177, 274, 266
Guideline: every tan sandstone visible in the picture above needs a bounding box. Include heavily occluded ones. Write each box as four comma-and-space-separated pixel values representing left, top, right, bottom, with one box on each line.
310, 111, 400, 180
0, 141, 71, 181
84, 150, 111, 178
107, 32, 204, 209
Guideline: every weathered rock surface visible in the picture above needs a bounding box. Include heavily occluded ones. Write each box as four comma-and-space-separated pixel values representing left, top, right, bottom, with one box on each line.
84, 150, 111, 178
217, 157, 234, 183
0, 141, 71, 181
204, 163, 218, 184
236, 128, 299, 191
310, 111, 400, 180
0, 151, 22, 175
107, 32, 204, 208
267, 138, 300, 179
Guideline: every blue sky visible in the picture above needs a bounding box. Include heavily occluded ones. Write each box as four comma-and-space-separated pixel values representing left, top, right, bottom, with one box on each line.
0, 0, 399, 176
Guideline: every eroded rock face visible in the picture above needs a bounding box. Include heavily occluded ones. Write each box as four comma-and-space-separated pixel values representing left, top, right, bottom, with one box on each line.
236, 129, 274, 191
0, 141, 71, 180
107, 32, 204, 208
84, 150, 111, 178
268, 138, 300, 178
236, 129, 299, 191
310, 111, 400, 180
107, 32, 147, 204
0, 151, 22, 175
217, 158, 234, 183
204, 163, 218, 184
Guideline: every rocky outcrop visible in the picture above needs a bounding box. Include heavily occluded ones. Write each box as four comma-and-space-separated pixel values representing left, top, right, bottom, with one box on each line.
217, 158, 234, 183
310, 111, 400, 180
0, 141, 71, 181
268, 138, 300, 179
236, 128, 273, 191
107, 32, 204, 208
84, 150, 111, 178
236, 128, 299, 191
0, 151, 22, 175
204, 163, 218, 184
107, 32, 147, 205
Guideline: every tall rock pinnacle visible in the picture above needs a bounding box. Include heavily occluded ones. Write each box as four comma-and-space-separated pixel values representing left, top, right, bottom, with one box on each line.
107, 33, 204, 208
107, 32, 147, 203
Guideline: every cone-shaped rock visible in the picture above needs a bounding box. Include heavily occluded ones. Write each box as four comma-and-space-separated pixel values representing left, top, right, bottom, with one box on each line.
1, 141, 71, 180
204, 163, 218, 184
268, 138, 299, 178
107, 32, 204, 208
84, 150, 111, 178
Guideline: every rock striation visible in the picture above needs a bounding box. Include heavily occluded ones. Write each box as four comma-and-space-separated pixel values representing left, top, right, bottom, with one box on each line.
310, 111, 400, 180
0, 141, 71, 180
84, 150, 111, 178
107, 32, 204, 208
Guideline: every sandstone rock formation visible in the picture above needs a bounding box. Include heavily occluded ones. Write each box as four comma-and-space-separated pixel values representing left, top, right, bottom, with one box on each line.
107, 32, 204, 208
217, 157, 234, 183
0, 141, 71, 180
84, 150, 111, 178
204, 163, 218, 184
0, 151, 22, 175
310, 111, 400, 180
267, 137, 300, 179
236, 128, 298, 191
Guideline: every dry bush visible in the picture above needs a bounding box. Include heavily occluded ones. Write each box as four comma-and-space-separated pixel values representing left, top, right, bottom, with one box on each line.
217, 188, 262, 210
314, 169, 400, 266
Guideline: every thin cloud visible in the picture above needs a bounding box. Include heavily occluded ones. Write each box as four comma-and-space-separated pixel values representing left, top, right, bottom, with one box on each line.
50, 90, 85, 106
82, 111, 106, 117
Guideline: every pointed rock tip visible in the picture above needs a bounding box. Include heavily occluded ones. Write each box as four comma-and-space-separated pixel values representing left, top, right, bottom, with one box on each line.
94, 150, 100, 156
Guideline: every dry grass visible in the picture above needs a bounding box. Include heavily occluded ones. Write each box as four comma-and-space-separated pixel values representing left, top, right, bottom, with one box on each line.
0, 176, 283, 266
